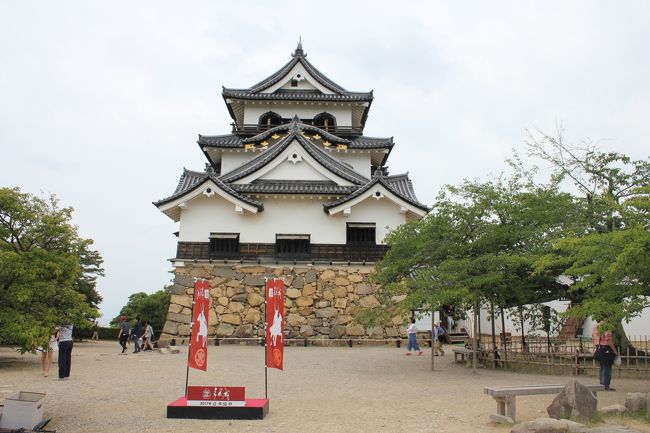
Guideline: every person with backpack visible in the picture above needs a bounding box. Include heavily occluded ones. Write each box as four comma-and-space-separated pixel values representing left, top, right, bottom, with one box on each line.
131, 317, 143, 353
433, 322, 446, 356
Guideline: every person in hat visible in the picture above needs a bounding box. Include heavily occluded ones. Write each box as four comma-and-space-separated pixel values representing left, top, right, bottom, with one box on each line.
117, 315, 130, 354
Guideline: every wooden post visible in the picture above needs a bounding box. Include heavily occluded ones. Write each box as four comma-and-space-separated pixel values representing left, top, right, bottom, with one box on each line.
500, 307, 508, 369
431, 308, 435, 372
472, 300, 479, 372
490, 302, 497, 368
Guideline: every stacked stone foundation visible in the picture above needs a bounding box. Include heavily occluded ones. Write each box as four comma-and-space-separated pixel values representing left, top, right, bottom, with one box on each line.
159, 264, 406, 345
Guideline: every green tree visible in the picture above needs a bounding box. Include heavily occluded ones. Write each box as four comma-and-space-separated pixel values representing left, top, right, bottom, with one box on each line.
0, 187, 103, 352
522, 131, 650, 345
367, 177, 575, 334
110, 287, 171, 332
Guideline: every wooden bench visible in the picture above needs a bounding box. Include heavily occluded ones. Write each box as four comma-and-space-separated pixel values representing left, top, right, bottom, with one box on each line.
451, 347, 481, 363
484, 383, 605, 422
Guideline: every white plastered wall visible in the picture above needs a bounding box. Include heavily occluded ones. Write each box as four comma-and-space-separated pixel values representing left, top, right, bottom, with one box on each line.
178, 193, 407, 244
468, 300, 650, 340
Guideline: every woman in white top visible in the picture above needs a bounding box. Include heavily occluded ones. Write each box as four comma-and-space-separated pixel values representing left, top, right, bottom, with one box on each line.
39, 329, 59, 377
406, 318, 423, 356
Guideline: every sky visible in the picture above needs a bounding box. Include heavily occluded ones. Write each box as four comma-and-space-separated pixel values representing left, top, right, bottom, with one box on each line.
1, 1, 649, 324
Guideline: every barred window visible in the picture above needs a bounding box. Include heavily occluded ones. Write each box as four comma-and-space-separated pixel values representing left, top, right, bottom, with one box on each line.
346, 223, 376, 245
276, 234, 310, 256
209, 233, 239, 255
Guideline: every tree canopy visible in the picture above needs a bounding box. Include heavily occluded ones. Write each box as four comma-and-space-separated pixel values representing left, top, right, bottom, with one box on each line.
367, 133, 649, 338
0, 187, 104, 352
110, 287, 171, 332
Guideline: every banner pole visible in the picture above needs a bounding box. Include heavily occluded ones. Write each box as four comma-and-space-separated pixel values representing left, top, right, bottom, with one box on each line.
264, 278, 268, 399
184, 278, 197, 398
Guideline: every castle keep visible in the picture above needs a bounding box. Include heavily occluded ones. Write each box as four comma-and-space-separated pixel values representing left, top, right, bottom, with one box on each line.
155, 42, 428, 343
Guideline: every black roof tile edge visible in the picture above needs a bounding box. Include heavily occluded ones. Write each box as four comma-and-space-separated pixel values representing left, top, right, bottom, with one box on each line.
323, 173, 429, 213
153, 169, 264, 211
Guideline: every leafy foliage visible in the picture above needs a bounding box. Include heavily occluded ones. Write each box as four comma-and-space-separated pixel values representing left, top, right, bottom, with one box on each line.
0, 187, 103, 352
368, 130, 649, 346
110, 287, 171, 332
366, 176, 576, 326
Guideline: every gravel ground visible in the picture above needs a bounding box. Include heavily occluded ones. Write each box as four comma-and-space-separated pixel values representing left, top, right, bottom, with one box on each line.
0, 341, 648, 433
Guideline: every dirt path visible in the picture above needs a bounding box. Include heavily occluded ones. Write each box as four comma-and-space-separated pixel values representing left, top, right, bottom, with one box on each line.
0, 342, 648, 432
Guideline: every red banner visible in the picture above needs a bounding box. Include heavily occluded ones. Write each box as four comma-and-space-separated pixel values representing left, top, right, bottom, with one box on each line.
265, 279, 284, 370
188, 279, 211, 371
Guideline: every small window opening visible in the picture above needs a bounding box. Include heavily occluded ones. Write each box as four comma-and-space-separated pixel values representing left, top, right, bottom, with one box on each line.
346, 223, 376, 245
259, 112, 282, 129
209, 233, 240, 256
313, 112, 336, 132
291, 79, 298, 87
276, 234, 310, 256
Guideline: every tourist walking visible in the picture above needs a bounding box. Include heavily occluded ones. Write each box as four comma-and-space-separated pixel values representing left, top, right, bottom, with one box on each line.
142, 321, 154, 351
57, 324, 74, 379
91, 320, 100, 342
39, 328, 59, 377
592, 320, 618, 391
406, 318, 423, 356
132, 316, 143, 353
433, 322, 446, 356
117, 316, 130, 354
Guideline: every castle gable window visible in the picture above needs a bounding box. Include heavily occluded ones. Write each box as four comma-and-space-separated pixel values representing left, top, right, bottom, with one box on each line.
209, 233, 240, 256
346, 223, 376, 245
313, 112, 336, 131
259, 111, 283, 129
276, 234, 310, 256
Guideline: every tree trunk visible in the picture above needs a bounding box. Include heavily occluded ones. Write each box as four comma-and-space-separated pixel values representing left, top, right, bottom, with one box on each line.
472, 300, 479, 372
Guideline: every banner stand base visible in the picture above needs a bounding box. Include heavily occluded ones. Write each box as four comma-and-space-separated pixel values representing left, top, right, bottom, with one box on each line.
166, 397, 269, 420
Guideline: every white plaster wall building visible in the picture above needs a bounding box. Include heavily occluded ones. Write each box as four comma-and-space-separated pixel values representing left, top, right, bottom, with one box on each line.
154, 42, 428, 342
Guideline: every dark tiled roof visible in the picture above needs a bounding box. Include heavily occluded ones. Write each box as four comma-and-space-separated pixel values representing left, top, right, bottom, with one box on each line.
323, 173, 429, 213
198, 122, 393, 151
198, 134, 242, 148
349, 136, 394, 149
242, 122, 349, 145
221, 90, 373, 102
219, 123, 369, 185
154, 168, 263, 210
222, 45, 373, 102
231, 180, 357, 195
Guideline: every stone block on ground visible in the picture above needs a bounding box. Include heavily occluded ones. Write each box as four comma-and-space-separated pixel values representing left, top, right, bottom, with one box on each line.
157, 347, 170, 354
511, 417, 587, 433
169, 346, 180, 354
624, 392, 648, 413
547, 380, 597, 420
587, 426, 642, 433
600, 404, 628, 415
489, 413, 513, 424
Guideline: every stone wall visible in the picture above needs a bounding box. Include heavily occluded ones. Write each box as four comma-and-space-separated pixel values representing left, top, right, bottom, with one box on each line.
159, 264, 405, 344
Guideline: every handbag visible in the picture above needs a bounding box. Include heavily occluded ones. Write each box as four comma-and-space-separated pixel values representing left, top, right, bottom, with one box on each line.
594, 345, 616, 365
614, 355, 621, 366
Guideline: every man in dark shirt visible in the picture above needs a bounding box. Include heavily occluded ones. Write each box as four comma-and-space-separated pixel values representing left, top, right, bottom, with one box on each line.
58, 324, 74, 379
117, 316, 130, 354
132, 317, 143, 353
